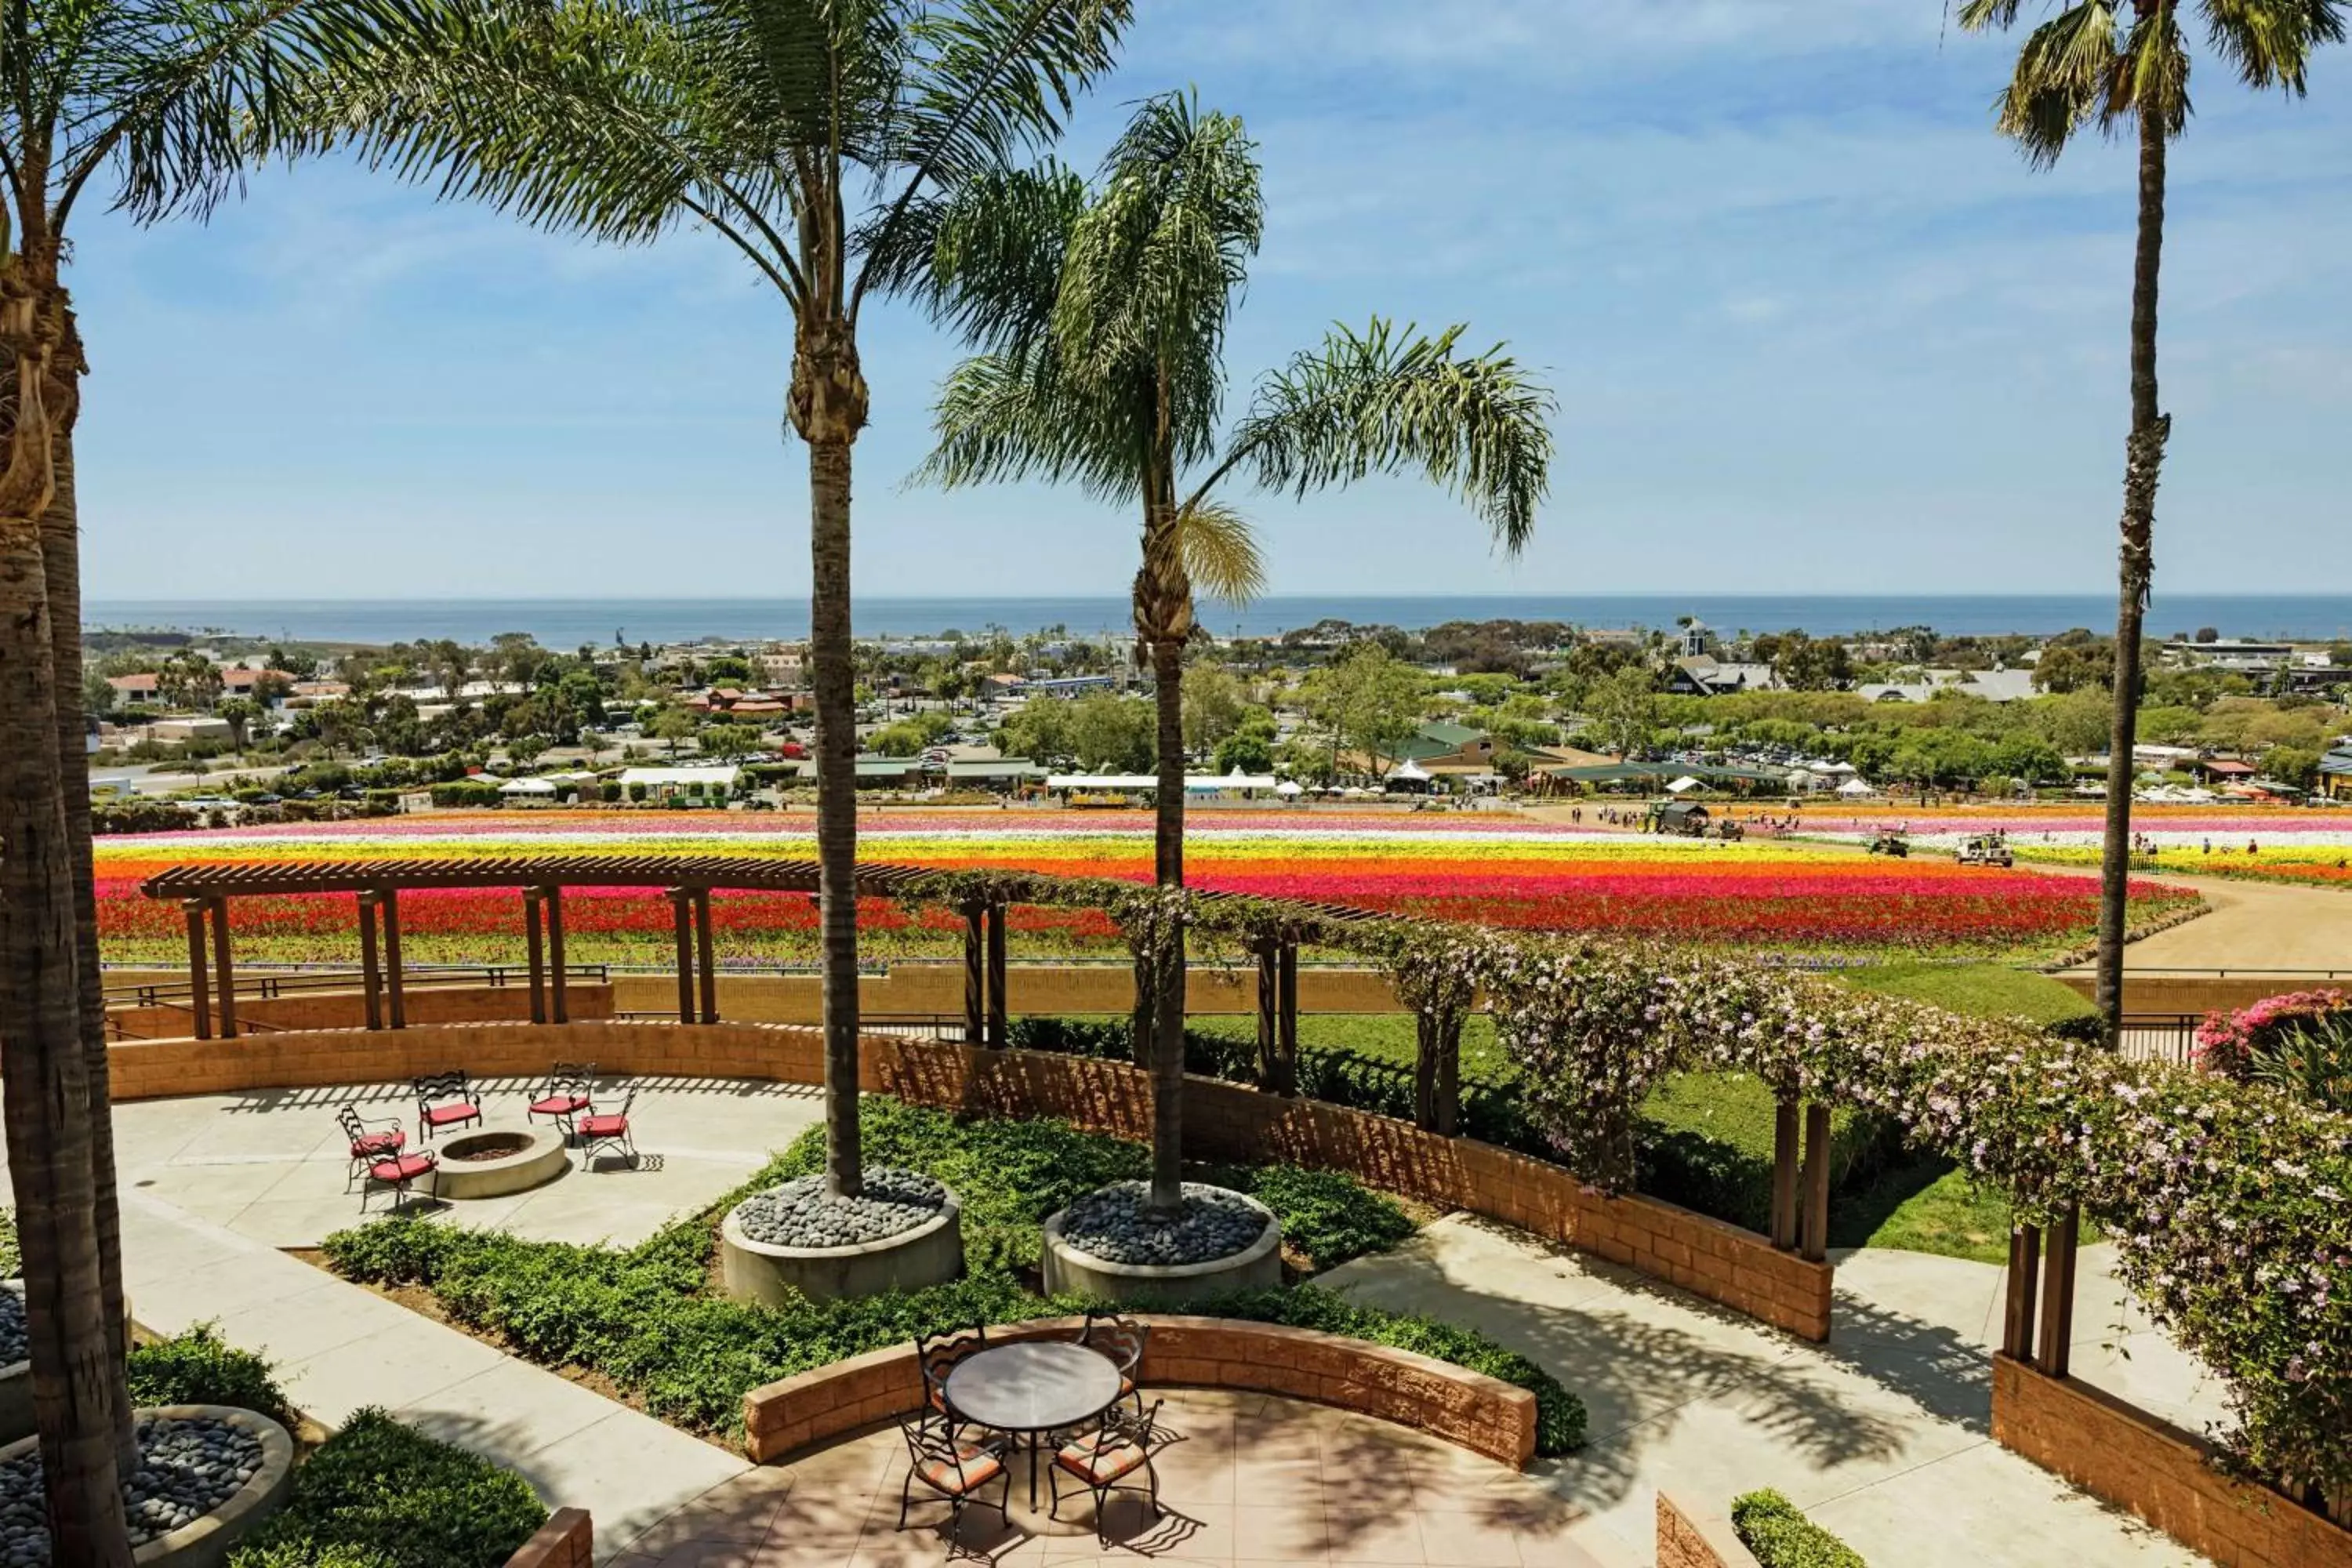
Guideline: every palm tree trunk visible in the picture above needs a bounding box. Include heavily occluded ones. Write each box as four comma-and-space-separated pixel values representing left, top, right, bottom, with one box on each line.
36, 321, 135, 1469
808, 430, 863, 1199
2096, 107, 2169, 1041
0, 536, 132, 1567
1148, 633, 1186, 1211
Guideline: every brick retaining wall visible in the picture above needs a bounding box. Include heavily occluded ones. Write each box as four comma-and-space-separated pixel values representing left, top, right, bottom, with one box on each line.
1656, 1492, 1762, 1568
1992, 1355, 2352, 1568
109, 982, 612, 1040
100, 1019, 1831, 1340
739, 1315, 1537, 1468
502, 1508, 591, 1568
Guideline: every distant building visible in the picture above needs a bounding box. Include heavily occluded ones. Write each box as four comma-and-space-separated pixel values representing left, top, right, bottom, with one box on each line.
1666, 657, 1780, 697
107, 673, 161, 706
1856, 668, 2034, 704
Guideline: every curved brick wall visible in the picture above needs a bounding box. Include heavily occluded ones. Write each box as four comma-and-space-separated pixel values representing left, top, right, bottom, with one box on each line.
102, 1017, 1834, 1340
739, 1314, 1537, 1468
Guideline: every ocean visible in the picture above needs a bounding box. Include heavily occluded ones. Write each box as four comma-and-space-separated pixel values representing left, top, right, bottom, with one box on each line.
80, 593, 2352, 646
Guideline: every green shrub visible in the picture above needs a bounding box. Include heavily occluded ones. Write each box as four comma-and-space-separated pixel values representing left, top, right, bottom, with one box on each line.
229, 1408, 546, 1568
1731, 1489, 1867, 1567
626, 782, 648, 802
426, 781, 502, 808
128, 1324, 293, 1427
599, 781, 622, 803
0, 1208, 17, 1276
1637, 1073, 1899, 1235
1218, 1164, 1416, 1272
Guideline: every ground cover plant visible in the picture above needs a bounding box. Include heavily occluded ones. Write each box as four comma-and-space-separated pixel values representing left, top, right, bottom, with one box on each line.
226, 1407, 546, 1568
1731, 1489, 1867, 1568
92, 810, 2199, 965
321, 1098, 1585, 1455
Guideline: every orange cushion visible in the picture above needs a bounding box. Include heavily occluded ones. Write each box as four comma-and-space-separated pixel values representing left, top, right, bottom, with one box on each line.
1055, 1439, 1146, 1485
916, 1448, 1002, 1494
422, 1102, 479, 1127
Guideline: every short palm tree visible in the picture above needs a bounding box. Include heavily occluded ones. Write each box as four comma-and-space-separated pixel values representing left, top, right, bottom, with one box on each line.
1958, 0, 2341, 1040
0, 0, 416, 1552
910, 94, 1554, 1209
312, 0, 1132, 1199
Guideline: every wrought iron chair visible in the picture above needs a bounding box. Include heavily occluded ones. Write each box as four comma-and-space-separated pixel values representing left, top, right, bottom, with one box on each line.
916, 1323, 989, 1416
895, 1407, 1011, 1537
335, 1105, 406, 1193
1077, 1309, 1150, 1417
526, 1062, 597, 1139
1049, 1399, 1164, 1542
574, 1086, 638, 1170
360, 1149, 437, 1212
411, 1070, 482, 1143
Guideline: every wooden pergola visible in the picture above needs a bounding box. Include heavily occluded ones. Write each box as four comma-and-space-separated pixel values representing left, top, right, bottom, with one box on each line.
134, 856, 1374, 1089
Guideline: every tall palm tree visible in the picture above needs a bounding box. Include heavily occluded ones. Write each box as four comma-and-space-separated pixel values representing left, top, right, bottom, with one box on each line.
0, 0, 412, 1552
1958, 0, 2342, 1039
311, 0, 1131, 1198
911, 94, 1555, 1209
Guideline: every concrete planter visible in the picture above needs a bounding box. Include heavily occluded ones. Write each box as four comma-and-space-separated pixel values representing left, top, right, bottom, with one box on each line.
720, 1190, 965, 1305
1040, 1189, 1283, 1305
0, 1404, 295, 1568
428, 1125, 570, 1200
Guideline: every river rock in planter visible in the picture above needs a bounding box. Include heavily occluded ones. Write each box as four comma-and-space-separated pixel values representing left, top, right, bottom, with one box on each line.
732, 1167, 948, 1249
1058, 1181, 1271, 1266
0, 1413, 263, 1563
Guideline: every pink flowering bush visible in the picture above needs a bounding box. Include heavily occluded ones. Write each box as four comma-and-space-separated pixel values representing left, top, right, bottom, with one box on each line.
2195, 989, 2350, 1080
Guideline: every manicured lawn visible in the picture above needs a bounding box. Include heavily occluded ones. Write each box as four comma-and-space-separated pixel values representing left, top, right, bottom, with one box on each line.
1831, 960, 2096, 1027
1829, 1156, 2013, 1266
1184, 1010, 1515, 1084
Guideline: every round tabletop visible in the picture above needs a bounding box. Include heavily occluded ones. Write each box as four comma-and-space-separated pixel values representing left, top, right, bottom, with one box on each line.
943, 1341, 1122, 1434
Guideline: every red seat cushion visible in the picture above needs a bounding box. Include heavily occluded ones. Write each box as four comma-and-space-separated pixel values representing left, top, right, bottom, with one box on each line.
1055, 1438, 1147, 1486
530, 1094, 591, 1116
577, 1114, 629, 1138
370, 1153, 436, 1183
421, 1102, 480, 1127
350, 1131, 404, 1158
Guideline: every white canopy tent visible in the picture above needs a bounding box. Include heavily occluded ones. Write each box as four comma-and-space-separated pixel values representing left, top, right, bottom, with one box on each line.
498, 776, 557, 797
1836, 777, 1880, 798
1664, 775, 1702, 794
1274, 780, 1305, 797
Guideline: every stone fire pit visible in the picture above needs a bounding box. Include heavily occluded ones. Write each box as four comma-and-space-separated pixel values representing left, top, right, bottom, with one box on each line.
428, 1127, 569, 1201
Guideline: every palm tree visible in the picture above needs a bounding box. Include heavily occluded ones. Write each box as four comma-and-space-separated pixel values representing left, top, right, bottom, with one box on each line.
1958, 0, 2342, 1039
0, 0, 412, 1552
913, 94, 1554, 1209
310, 0, 1131, 1198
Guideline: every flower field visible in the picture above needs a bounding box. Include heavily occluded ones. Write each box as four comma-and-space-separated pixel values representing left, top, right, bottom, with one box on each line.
92, 808, 2202, 967
1793, 804, 2352, 887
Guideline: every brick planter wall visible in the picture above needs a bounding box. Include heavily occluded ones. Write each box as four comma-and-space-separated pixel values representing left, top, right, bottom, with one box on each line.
1993, 1355, 2352, 1568
739, 1315, 1537, 1468
502, 1508, 591, 1568
1656, 1492, 1762, 1568
100, 1020, 1831, 1340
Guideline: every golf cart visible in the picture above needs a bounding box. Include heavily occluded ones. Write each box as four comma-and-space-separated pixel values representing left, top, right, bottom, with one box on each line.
1958, 834, 2013, 867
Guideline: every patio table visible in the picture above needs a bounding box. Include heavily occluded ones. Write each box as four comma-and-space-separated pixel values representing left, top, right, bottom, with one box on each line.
944, 1340, 1122, 1508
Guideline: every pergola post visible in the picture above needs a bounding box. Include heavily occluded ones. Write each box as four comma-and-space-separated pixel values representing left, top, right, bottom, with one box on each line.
208, 896, 238, 1040
985, 900, 1008, 1047
1254, 940, 1279, 1091
695, 889, 718, 1024
1274, 937, 1299, 1097
670, 889, 695, 1025
181, 899, 212, 1040
523, 888, 546, 1025
382, 887, 407, 1030
963, 906, 985, 1045
358, 892, 384, 1032
1799, 1102, 1831, 1262
2002, 1224, 2043, 1360
546, 886, 568, 1025
2035, 1207, 2079, 1377
1432, 1010, 1461, 1137
1770, 1097, 1800, 1250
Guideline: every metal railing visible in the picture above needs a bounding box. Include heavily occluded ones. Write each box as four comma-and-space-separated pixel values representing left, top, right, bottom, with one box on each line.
103, 963, 610, 1011
2116, 1013, 2201, 1066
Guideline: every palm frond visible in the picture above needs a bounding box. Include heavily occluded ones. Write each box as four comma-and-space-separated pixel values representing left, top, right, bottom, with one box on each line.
1987, 1, 2122, 165
2114, 3, 2193, 132
1208, 318, 1555, 557
2203, 0, 2346, 93
1172, 498, 1264, 608
865, 159, 1083, 354
913, 339, 1141, 502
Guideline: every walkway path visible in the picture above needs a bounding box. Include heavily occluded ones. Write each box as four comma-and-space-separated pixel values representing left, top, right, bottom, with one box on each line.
1320, 1216, 2213, 1568
116, 1189, 750, 1548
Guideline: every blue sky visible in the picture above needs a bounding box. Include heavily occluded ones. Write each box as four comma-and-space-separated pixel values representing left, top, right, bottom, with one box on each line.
74, 0, 2352, 601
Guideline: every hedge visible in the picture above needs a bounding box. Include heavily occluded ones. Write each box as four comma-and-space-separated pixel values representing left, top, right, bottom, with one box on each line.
426, 781, 503, 808
128, 1324, 293, 1428
1730, 1490, 1866, 1567
322, 1099, 1584, 1457
227, 1408, 546, 1568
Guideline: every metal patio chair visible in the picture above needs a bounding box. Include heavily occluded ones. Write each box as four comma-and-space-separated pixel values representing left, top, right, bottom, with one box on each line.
411, 1069, 482, 1142
336, 1105, 407, 1193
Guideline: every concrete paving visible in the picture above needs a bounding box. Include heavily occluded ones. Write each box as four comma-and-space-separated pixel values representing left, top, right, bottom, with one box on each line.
109, 1074, 826, 1249
1319, 1216, 2221, 1567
